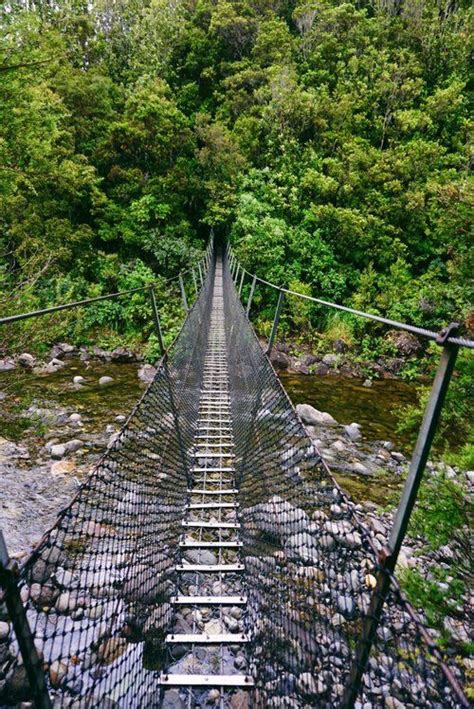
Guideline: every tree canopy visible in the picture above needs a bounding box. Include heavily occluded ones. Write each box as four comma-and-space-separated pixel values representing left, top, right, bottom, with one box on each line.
0, 0, 472, 350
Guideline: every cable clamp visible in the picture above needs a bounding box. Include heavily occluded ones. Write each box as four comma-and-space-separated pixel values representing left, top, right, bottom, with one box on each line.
436, 321, 459, 345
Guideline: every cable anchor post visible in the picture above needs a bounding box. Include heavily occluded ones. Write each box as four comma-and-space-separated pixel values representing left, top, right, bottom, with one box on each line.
266, 289, 285, 358
0, 532, 52, 708
246, 275, 257, 318
238, 268, 245, 298
342, 325, 460, 709
149, 286, 166, 358
178, 273, 189, 313
191, 268, 198, 296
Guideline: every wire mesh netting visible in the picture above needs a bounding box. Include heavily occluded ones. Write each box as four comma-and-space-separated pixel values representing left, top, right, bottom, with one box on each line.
223, 257, 468, 708
0, 263, 215, 707
0, 247, 469, 708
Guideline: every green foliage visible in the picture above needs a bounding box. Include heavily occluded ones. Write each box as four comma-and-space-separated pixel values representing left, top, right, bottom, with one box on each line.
399, 566, 465, 630
0, 0, 472, 361
409, 470, 469, 549
397, 349, 474, 460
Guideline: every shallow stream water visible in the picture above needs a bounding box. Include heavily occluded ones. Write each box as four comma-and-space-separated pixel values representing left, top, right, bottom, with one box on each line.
280, 373, 418, 452
0, 359, 419, 519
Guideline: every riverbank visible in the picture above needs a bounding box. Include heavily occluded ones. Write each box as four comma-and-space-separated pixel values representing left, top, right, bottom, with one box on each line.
0, 351, 471, 673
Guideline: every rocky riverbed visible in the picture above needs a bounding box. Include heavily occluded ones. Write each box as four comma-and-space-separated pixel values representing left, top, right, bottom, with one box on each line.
0, 343, 472, 694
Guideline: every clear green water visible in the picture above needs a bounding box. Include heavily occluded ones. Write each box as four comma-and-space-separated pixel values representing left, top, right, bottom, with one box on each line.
280, 373, 419, 452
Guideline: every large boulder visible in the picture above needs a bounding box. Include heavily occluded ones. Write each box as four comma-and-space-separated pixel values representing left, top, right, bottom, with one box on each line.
111, 347, 138, 362
241, 495, 309, 537
18, 353, 35, 368
138, 364, 157, 383
270, 350, 290, 370
387, 330, 422, 356
0, 358, 16, 372
296, 404, 337, 427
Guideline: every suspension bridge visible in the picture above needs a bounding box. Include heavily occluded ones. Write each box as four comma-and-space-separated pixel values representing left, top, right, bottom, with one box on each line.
0, 240, 471, 708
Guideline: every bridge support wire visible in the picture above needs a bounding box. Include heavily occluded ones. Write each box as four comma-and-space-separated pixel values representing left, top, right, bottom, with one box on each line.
0, 239, 469, 708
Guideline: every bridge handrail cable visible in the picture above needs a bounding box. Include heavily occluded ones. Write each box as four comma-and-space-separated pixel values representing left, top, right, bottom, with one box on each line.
228, 247, 474, 349
0, 245, 212, 327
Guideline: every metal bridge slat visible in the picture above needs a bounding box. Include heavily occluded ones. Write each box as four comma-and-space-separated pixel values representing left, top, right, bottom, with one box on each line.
159, 674, 253, 687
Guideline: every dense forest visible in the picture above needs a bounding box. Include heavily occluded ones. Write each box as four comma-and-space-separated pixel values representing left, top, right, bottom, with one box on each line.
1, 0, 472, 350
0, 0, 472, 662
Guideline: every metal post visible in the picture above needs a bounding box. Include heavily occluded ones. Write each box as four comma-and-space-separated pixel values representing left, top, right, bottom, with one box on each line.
178, 273, 189, 313
342, 339, 459, 708
238, 268, 245, 297
0, 532, 52, 708
198, 262, 203, 286
149, 287, 166, 357
191, 268, 198, 296
266, 290, 285, 357
234, 263, 240, 285
246, 275, 257, 318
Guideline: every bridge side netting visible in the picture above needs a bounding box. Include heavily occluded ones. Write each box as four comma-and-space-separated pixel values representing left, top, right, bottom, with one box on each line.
223, 258, 466, 707
0, 264, 215, 707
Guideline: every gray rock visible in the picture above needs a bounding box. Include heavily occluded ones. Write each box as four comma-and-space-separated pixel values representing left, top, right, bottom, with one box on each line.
184, 549, 217, 565
49, 358, 65, 368
0, 621, 10, 641
115, 415, 127, 423
50, 342, 75, 359
29, 582, 59, 606
300, 354, 318, 366
73, 376, 86, 385
351, 462, 370, 475
337, 595, 355, 618
52, 568, 78, 589
18, 353, 35, 368
111, 347, 137, 362
55, 591, 77, 614
385, 699, 405, 709
296, 671, 321, 696
344, 423, 362, 441
162, 690, 185, 708
332, 338, 348, 353
0, 357, 16, 371
138, 364, 157, 383
296, 404, 337, 427
49, 660, 68, 687
99, 376, 114, 386
285, 532, 318, 563
64, 439, 83, 453
234, 654, 247, 670
243, 495, 309, 537
224, 615, 240, 632
50, 444, 66, 459
270, 350, 290, 370
466, 471, 474, 484
362, 379, 373, 388
322, 353, 338, 367
69, 412, 82, 422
